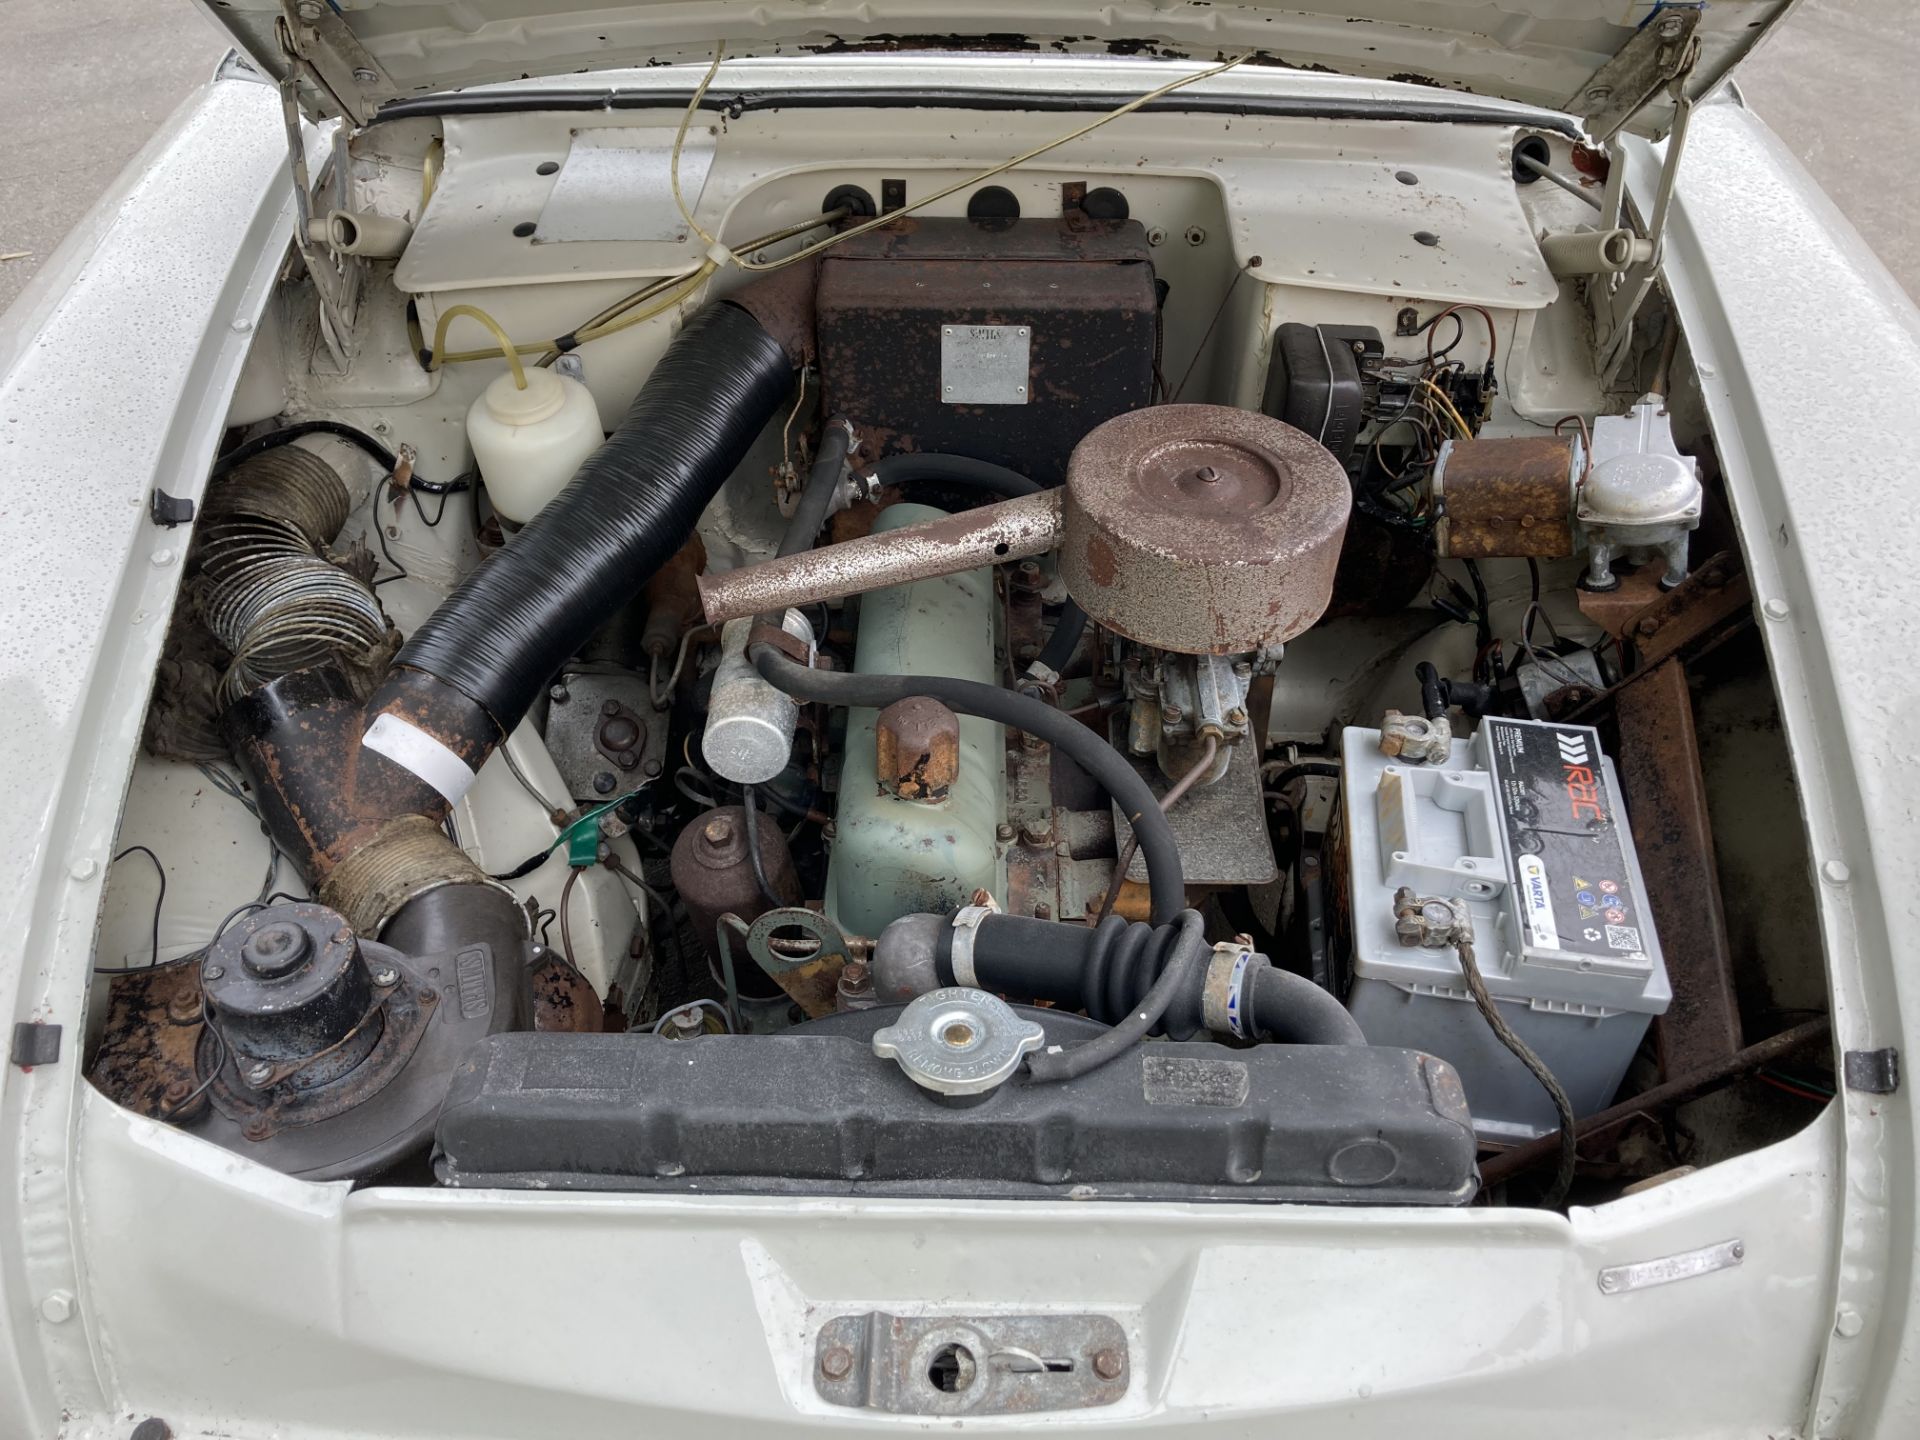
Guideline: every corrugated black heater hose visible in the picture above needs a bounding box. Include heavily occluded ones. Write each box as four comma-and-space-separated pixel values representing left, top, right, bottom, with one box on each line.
394, 301, 796, 735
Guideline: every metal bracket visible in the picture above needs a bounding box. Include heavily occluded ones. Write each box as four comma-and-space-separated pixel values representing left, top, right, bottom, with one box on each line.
1570, 8, 1702, 143
276, 0, 394, 126
815, 1311, 1128, 1415
10, 1022, 61, 1069
1843, 1048, 1900, 1096
716, 907, 857, 1024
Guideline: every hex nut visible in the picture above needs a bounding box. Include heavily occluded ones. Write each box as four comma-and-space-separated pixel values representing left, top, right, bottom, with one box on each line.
820, 1345, 855, 1380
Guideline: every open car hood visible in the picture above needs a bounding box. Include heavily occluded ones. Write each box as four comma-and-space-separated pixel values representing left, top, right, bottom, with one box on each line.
204, 1, 1796, 139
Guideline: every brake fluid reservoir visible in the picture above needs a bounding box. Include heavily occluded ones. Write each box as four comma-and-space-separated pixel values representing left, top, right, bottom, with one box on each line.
465, 368, 603, 524
827, 505, 1006, 937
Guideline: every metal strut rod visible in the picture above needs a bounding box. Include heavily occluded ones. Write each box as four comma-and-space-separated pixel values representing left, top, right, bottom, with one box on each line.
698, 488, 1065, 623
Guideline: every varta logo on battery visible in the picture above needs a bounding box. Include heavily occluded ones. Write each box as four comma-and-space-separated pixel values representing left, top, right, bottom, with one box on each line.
1556, 730, 1605, 822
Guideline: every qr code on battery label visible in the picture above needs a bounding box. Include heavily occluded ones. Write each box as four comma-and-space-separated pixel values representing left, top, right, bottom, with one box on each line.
1605, 924, 1642, 951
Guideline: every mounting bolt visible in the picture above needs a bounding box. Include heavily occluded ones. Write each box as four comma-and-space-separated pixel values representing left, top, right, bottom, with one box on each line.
295, 0, 323, 18
371, 966, 400, 988
245, 1062, 274, 1087
549, 683, 570, 703
819, 1345, 855, 1380
40, 1290, 75, 1324
1657, 15, 1686, 38
602, 700, 621, 717
642, 757, 663, 777
202, 965, 224, 982
995, 822, 1016, 843
592, 771, 617, 795
1091, 1348, 1125, 1380
1161, 704, 1184, 726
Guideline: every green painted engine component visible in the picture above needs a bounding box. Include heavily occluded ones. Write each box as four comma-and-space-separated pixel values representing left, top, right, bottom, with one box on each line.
826, 504, 1007, 938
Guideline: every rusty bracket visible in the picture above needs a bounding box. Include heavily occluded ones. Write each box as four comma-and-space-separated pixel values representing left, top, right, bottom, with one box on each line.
1564, 552, 1752, 724
718, 907, 858, 1020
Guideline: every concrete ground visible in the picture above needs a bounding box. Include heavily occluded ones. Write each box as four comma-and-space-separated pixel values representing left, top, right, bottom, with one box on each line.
0, 0, 1913, 312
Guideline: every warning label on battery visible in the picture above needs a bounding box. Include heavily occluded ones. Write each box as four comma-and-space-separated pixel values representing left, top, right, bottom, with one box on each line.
1481, 717, 1646, 962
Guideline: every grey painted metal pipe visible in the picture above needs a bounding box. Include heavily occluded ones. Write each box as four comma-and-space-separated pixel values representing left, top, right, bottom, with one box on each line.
698, 488, 1065, 623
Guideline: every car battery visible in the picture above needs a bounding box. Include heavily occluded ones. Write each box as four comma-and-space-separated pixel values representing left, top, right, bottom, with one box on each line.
815, 216, 1158, 484
1338, 716, 1670, 1141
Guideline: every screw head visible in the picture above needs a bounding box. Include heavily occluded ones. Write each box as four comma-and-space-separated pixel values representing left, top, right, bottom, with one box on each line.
592, 771, 617, 796
1091, 1348, 1125, 1380
995, 822, 1016, 843
549, 684, 570, 703
352, 67, 378, 83
820, 1345, 854, 1380
202, 964, 224, 982
245, 1062, 274, 1087
372, 967, 400, 988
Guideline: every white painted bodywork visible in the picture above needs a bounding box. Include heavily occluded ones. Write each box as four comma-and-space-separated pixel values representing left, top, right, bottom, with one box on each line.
1, 51, 1916, 1440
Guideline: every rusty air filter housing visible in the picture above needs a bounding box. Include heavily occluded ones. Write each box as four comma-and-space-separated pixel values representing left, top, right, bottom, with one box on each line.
1059, 405, 1352, 654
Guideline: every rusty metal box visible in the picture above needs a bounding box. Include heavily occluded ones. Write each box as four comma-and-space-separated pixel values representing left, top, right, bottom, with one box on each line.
816, 217, 1158, 484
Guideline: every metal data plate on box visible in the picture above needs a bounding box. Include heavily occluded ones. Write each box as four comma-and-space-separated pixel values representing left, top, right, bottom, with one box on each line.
941, 324, 1031, 404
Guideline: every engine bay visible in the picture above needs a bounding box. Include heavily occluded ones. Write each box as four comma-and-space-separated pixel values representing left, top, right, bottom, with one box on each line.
84, 66, 1831, 1213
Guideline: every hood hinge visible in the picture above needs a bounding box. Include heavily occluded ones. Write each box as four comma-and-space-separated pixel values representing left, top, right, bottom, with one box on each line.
1572, 13, 1703, 384
274, 14, 366, 369
275, 0, 395, 126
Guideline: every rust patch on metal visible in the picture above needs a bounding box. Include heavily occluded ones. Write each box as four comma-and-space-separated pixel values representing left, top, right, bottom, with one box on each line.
531, 952, 605, 1033
88, 959, 209, 1123
724, 258, 820, 366
875, 696, 961, 802
640, 531, 708, 659
815, 216, 1157, 485
1577, 562, 1670, 641
1621, 552, 1751, 668
1082, 533, 1118, 588
1432, 435, 1577, 559
1614, 660, 1742, 1076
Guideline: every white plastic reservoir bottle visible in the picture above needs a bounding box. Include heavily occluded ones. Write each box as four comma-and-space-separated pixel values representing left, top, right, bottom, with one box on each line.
465, 368, 604, 524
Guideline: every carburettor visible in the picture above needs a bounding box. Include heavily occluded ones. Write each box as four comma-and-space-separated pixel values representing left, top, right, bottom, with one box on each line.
1060, 405, 1350, 792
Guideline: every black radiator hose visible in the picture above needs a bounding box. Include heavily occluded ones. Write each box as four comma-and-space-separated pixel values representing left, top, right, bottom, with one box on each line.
926, 910, 1365, 1049
748, 643, 1185, 924
393, 301, 795, 735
